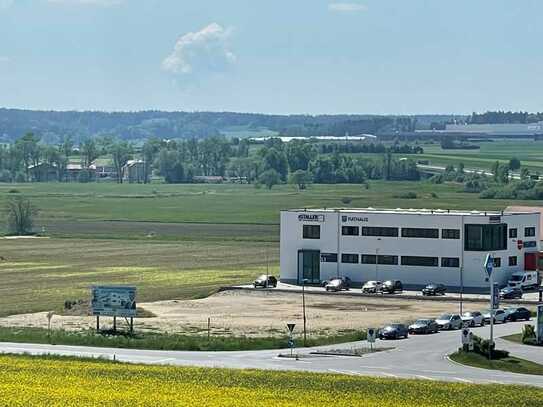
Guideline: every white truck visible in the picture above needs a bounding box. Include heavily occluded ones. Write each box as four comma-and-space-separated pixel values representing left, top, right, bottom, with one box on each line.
507, 271, 540, 291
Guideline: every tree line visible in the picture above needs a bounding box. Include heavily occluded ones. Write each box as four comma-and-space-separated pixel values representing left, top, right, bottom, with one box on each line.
0, 134, 424, 187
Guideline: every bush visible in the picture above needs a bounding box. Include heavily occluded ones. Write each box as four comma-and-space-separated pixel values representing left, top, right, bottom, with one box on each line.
522, 325, 536, 344
430, 192, 438, 198
394, 192, 417, 199
0, 169, 11, 182
341, 197, 352, 205
471, 334, 509, 360
14, 172, 26, 183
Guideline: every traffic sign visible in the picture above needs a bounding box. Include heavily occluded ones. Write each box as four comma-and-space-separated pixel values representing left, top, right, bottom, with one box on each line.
288, 339, 294, 348
287, 323, 296, 333
367, 328, 377, 343
492, 282, 500, 309
484, 254, 494, 277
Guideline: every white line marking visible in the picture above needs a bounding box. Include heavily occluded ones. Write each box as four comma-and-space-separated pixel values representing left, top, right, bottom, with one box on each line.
415, 375, 435, 381
382, 373, 399, 378
454, 377, 472, 383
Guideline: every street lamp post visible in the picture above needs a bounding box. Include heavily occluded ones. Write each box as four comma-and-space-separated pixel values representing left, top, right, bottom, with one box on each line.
375, 238, 382, 281
302, 278, 308, 346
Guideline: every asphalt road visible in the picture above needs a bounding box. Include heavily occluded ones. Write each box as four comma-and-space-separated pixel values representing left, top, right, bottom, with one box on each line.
1, 321, 542, 387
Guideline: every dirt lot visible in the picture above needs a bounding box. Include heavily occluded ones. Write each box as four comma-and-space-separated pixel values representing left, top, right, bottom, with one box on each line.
0, 290, 478, 337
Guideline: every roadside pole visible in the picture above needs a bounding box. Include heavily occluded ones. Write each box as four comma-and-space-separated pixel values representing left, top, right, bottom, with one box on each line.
484, 253, 494, 361
302, 279, 307, 346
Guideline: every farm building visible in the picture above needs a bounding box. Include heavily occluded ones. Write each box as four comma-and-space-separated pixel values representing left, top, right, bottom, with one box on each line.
280, 208, 541, 293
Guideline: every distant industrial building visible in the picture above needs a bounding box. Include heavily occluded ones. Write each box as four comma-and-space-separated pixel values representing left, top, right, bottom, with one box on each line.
280, 208, 541, 292
445, 122, 543, 136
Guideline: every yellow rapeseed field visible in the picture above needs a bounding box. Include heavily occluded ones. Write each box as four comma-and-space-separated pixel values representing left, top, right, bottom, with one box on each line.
0, 355, 542, 406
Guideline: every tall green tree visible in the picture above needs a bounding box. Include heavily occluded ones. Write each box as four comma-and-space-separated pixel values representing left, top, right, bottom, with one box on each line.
6, 196, 38, 235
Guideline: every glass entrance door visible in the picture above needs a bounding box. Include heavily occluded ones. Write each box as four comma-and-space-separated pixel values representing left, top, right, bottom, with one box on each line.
298, 250, 320, 284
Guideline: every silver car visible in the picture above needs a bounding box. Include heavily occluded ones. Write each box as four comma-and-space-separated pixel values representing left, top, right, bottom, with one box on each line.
362, 280, 383, 294
435, 314, 463, 330
482, 309, 507, 324
461, 311, 485, 327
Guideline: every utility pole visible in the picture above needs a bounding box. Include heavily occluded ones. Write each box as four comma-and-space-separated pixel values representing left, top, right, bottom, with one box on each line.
484, 253, 494, 361
302, 278, 307, 346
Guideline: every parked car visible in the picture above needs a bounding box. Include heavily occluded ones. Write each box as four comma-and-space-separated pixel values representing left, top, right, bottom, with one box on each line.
435, 314, 463, 330
461, 311, 485, 327
500, 287, 523, 300
408, 319, 439, 334
504, 307, 531, 322
382, 280, 403, 294
362, 281, 383, 294
482, 309, 507, 324
325, 277, 351, 292
253, 275, 277, 288
379, 324, 409, 340
422, 283, 447, 296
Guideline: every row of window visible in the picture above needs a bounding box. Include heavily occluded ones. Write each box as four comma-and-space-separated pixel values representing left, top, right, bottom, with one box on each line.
303, 224, 537, 253
321, 253, 520, 268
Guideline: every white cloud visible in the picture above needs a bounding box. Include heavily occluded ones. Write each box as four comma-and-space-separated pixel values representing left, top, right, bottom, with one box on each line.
0, 56, 10, 63
46, 0, 124, 6
328, 2, 367, 13
162, 23, 236, 76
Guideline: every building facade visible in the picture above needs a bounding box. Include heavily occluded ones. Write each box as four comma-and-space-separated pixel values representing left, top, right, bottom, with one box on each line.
280, 208, 541, 293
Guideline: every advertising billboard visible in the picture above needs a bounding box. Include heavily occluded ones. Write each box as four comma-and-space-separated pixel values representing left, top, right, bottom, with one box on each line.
91, 286, 137, 317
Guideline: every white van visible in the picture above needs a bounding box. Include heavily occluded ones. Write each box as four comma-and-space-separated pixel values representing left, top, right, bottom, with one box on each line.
508, 271, 540, 291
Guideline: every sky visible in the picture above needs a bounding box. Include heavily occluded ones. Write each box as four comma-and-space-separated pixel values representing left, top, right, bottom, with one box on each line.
0, 0, 542, 115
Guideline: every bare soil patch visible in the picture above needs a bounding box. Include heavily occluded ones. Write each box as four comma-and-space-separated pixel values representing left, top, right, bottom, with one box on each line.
0, 290, 478, 337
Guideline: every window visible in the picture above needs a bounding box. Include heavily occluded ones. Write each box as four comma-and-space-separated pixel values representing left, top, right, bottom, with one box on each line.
401, 256, 438, 267
401, 228, 439, 239
320, 253, 337, 263
302, 225, 320, 239
464, 224, 507, 251
508, 256, 517, 266
509, 228, 517, 238
493, 257, 501, 268
361, 254, 377, 264
361, 227, 399, 237
342, 226, 359, 236
442, 229, 460, 239
378, 255, 398, 265
361, 254, 399, 265
441, 257, 460, 268
341, 253, 359, 264
525, 227, 536, 237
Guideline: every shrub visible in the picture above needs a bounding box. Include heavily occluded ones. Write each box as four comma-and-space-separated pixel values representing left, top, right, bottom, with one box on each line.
394, 192, 417, 199
0, 169, 11, 182
340, 197, 352, 205
430, 192, 438, 198
471, 334, 509, 360
522, 324, 536, 344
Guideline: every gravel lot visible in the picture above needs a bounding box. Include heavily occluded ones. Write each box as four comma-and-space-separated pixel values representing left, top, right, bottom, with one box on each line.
0, 289, 484, 337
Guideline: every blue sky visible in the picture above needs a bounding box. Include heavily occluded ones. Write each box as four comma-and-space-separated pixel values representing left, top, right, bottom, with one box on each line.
0, 0, 542, 114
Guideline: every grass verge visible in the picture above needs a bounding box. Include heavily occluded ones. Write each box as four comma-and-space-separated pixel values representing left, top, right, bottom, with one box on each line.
0, 326, 366, 351
501, 333, 542, 347
1, 354, 542, 406
450, 350, 543, 376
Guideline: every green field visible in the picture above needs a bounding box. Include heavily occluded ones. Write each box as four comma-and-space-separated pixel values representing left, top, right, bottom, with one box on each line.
1, 355, 542, 406
417, 139, 543, 172
0, 238, 277, 317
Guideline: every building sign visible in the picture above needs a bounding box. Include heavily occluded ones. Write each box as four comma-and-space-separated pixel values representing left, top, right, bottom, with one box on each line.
341, 215, 369, 223
91, 286, 137, 317
298, 214, 325, 222
320, 253, 338, 263
488, 216, 501, 224
524, 241, 537, 248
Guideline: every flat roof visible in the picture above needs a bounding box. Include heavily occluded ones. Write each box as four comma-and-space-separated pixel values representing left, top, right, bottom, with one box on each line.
285, 207, 540, 217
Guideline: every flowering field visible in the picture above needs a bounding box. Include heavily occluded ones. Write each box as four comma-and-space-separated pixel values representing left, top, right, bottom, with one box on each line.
0, 355, 542, 406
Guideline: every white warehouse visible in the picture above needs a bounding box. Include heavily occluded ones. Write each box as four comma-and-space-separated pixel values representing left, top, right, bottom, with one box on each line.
280, 208, 541, 293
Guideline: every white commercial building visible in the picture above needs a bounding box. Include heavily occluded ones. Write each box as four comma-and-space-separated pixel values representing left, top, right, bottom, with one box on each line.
280, 208, 541, 293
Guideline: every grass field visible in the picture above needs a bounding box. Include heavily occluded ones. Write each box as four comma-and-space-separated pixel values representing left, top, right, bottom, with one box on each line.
0, 326, 366, 351
1, 355, 542, 406
1, 181, 540, 238
417, 139, 543, 172
450, 350, 543, 376
0, 238, 278, 317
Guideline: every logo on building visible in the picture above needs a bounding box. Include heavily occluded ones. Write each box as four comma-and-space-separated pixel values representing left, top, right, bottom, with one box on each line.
342, 216, 369, 222
298, 214, 325, 222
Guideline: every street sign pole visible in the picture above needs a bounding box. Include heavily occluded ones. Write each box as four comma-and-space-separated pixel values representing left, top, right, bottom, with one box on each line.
484, 253, 494, 361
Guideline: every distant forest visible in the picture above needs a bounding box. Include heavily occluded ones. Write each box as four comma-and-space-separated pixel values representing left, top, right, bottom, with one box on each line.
467, 111, 543, 124
0, 109, 459, 143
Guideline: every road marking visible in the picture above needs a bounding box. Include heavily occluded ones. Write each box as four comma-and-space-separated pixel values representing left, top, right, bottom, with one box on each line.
454, 377, 472, 383
415, 375, 435, 381
153, 358, 175, 363
382, 373, 399, 378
